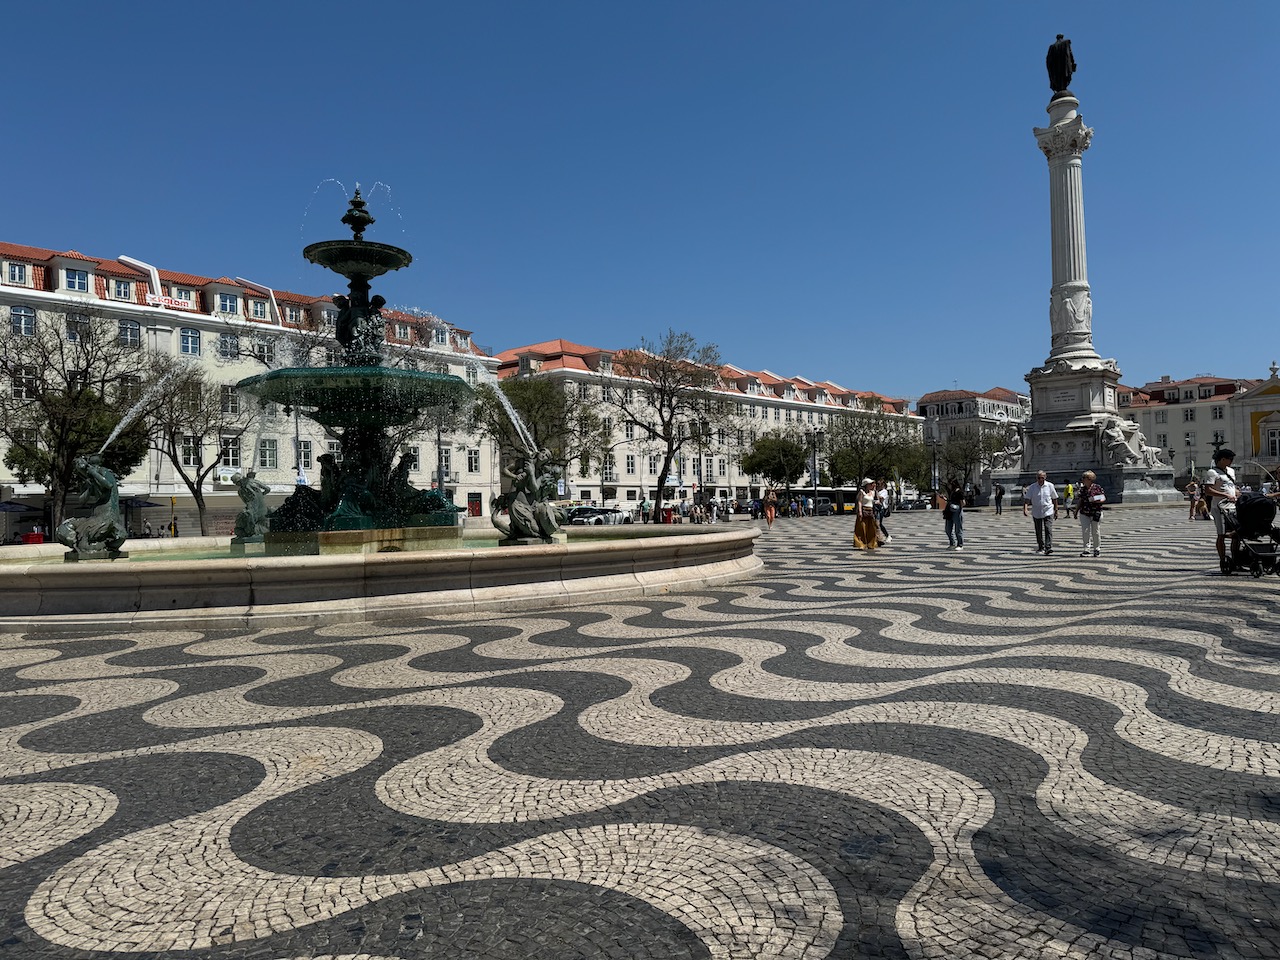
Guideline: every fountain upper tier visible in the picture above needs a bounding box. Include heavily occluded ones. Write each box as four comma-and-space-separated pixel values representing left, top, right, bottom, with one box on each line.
302, 239, 411, 279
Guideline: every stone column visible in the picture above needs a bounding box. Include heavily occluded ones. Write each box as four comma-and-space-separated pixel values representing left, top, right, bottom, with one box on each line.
1034, 96, 1099, 364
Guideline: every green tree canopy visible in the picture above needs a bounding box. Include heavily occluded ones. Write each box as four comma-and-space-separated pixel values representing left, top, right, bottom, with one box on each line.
739, 431, 809, 492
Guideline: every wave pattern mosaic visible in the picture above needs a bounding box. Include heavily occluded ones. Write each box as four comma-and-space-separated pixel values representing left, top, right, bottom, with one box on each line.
3, 508, 1279, 959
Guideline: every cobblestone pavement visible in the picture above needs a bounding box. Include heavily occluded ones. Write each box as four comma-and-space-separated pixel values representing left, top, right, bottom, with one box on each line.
3, 506, 1280, 960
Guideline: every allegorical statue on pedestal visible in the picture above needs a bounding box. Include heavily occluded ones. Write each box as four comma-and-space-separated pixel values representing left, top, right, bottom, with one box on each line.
1046, 34, 1077, 95
55, 455, 128, 560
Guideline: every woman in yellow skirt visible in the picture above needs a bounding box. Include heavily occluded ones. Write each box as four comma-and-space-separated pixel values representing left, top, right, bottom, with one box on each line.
854, 478, 879, 550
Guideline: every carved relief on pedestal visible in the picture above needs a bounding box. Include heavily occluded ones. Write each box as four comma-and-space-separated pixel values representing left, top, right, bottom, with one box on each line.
1049, 287, 1093, 351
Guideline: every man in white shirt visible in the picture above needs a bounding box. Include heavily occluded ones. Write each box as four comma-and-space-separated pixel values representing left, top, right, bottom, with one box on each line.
1204, 448, 1238, 573
1022, 469, 1059, 555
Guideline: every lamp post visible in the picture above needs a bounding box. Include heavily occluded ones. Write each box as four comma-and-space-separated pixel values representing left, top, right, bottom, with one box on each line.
926, 417, 940, 495
808, 428, 824, 516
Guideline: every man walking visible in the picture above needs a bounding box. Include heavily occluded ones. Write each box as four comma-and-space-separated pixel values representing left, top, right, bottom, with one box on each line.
1022, 470, 1059, 555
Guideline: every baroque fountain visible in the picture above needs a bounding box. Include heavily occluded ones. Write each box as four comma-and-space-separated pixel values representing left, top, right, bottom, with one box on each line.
0, 192, 761, 628
235, 190, 476, 554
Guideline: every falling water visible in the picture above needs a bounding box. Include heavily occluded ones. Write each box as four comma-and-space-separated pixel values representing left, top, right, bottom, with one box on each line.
98, 367, 186, 455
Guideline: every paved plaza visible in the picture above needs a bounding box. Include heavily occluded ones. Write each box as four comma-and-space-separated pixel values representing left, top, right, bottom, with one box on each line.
3, 506, 1279, 959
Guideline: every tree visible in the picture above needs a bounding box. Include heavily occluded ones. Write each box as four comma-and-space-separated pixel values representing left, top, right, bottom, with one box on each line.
0, 305, 158, 528
602, 329, 726, 520
825, 411, 920, 489
739, 431, 809, 494
939, 426, 1006, 489
148, 362, 258, 535
473, 376, 601, 485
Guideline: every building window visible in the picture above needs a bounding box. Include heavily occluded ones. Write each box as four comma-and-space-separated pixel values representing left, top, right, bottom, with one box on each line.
626, 454, 636, 475
218, 293, 239, 314
65, 313, 90, 342
118, 319, 141, 349
602, 456, 617, 483
253, 340, 277, 365
220, 385, 240, 415
1211, 406, 1224, 420
1155, 410, 1167, 423
251, 300, 268, 320
285, 306, 301, 324
65, 268, 89, 292
174, 287, 195, 305
327, 440, 343, 462
398, 446, 419, 472
1212, 430, 1225, 445
394, 322, 410, 341
181, 435, 201, 468
218, 333, 239, 359
220, 436, 241, 469
1156, 433, 1168, 449
1183, 408, 1196, 422
467, 448, 480, 472
625, 423, 635, 441
10, 305, 35, 336
323, 346, 341, 365
578, 383, 590, 401
112, 279, 131, 300
1269, 430, 1280, 459
440, 448, 452, 476
718, 458, 727, 478
602, 384, 613, 403
13, 426, 39, 451
1185, 432, 1195, 447
297, 440, 313, 470
8, 263, 27, 284
180, 328, 201, 355
258, 439, 278, 469
648, 455, 659, 474
12, 364, 39, 400
117, 375, 142, 404
433, 326, 447, 345
465, 364, 478, 386
773, 408, 780, 422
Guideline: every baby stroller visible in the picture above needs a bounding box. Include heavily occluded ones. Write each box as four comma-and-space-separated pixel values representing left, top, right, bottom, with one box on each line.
1227, 492, 1280, 577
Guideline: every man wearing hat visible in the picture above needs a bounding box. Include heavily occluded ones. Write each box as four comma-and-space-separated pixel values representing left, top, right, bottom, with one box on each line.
1204, 448, 1238, 573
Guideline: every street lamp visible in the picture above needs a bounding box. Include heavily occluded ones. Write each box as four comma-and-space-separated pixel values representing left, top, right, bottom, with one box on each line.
925, 417, 940, 494
807, 427, 824, 516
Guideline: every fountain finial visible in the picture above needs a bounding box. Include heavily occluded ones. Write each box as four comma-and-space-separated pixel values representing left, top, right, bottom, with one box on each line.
341, 188, 375, 241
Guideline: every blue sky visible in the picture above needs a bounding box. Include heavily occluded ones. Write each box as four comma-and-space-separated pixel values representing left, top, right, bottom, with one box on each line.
9, 1, 1277, 401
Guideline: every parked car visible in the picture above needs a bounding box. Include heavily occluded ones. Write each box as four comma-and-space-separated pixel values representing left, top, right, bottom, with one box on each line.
567, 506, 633, 525
814, 497, 836, 516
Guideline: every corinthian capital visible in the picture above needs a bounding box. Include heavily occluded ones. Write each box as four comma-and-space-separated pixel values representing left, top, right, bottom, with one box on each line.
1035, 116, 1094, 161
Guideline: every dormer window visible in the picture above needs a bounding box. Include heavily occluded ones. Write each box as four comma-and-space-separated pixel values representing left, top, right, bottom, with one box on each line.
285, 306, 301, 324
250, 299, 268, 320
395, 323, 410, 341
113, 279, 132, 300
7, 263, 27, 285
217, 293, 239, 314
65, 268, 89, 292
174, 287, 195, 306
599, 358, 612, 375
433, 326, 447, 345
518, 356, 532, 376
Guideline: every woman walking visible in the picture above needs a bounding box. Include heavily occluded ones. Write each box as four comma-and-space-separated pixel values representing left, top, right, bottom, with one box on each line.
1076, 470, 1105, 556
763, 488, 778, 529
944, 479, 965, 549
854, 478, 879, 550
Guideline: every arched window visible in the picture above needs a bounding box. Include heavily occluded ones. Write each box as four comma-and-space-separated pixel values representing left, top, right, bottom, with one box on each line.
180, 327, 201, 356
10, 305, 35, 336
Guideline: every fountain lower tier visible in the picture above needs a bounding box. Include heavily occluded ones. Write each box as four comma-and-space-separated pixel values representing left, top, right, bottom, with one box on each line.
237, 366, 472, 428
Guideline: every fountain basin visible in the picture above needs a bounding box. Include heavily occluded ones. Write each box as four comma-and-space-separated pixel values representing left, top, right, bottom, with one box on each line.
0, 526, 762, 631
302, 239, 412, 278
237, 366, 472, 428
